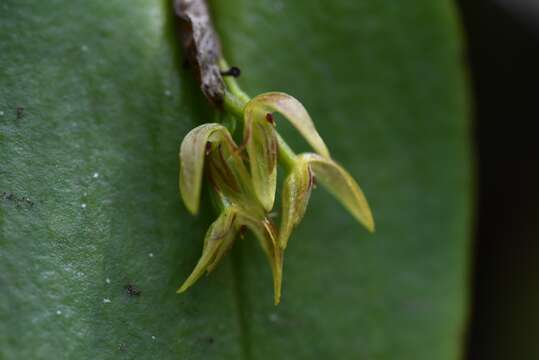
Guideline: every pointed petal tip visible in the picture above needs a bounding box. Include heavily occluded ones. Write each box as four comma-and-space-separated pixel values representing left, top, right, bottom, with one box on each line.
357, 205, 376, 234
362, 210, 375, 233
273, 249, 283, 306
185, 202, 199, 216
354, 207, 375, 234
366, 220, 375, 233
176, 284, 188, 294
368, 215, 376, 232
273, 272, 282, 305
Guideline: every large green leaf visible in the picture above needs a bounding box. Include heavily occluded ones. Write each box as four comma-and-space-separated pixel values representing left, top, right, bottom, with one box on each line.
0, 0, 471, 359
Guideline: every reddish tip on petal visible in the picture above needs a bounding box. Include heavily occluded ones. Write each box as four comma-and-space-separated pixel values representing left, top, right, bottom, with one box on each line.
265, 113, 275, 125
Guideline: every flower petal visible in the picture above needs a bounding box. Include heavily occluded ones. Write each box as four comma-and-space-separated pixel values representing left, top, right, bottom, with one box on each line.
247, 92, 330, 158
238, 213, 283, 305
207, 140, 265, 217
177, 207, 238, 293
279, 159, 313, 249
179, 123, 234, 215
300, 153, 375, 232
243, 107, 278, 211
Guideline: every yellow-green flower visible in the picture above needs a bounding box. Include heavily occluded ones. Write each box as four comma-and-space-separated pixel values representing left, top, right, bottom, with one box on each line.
177, 89, 374, 305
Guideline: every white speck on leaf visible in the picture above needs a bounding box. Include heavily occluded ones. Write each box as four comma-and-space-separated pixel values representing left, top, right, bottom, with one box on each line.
269, 313, 280, 323
151, 336, 156, 340
103, 298, 111, 304
148, 252, 154, 258
92, 172, 99, 179
81, 203, 87, 209
56, 310, 62, 315
0, 111, 4, 116
63, 263, 74, 273
105, 278, 111, 284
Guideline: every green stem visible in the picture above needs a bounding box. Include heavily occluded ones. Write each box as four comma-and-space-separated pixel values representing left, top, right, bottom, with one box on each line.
223, 90, 245, 118
219, 58, 298, 171
219, 59, 250, 105
276, 134, 297, 172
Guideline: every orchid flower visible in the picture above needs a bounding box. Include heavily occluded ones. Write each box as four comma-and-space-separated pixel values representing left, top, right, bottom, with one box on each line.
177, 87, 374, 305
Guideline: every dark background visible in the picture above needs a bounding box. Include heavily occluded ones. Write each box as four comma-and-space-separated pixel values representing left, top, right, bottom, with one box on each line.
458, 0, 539, 358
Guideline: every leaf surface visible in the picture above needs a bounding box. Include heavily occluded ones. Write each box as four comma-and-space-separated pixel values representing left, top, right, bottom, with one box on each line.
0, 0, 471, 359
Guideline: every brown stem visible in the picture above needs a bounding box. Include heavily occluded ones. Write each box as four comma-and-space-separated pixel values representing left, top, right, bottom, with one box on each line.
174, 0, 225, 106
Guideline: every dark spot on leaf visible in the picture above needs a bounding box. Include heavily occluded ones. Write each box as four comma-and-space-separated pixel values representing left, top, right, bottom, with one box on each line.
16, 106, 24, 120
2, 191, 34, 207
125, 284, 141, 296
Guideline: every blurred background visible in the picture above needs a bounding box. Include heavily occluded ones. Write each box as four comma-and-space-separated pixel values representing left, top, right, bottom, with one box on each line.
458, 0, 539, 358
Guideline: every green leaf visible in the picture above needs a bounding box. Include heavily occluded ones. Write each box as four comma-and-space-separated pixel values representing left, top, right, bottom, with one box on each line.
1, 0, 471, 359
1, 2, 246, 359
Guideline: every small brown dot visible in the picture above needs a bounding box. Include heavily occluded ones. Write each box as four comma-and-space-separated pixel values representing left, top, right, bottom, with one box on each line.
125, 284, 141, 296
265, 113, 275, 125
